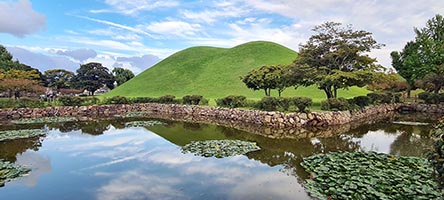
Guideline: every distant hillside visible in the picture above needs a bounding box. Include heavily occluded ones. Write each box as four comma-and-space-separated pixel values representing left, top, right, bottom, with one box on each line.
106, 41, 368, 101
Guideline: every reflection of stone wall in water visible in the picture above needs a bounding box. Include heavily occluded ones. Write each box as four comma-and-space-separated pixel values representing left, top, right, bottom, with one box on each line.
0, 103, 443, 134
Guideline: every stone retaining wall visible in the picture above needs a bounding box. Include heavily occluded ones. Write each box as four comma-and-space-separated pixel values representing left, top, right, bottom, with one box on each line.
0, 103, 443, 128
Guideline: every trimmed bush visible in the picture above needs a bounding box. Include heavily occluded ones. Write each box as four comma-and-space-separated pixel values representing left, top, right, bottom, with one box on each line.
182, 95, 204, 105
320, 98, 352, 111
104, 96, 129, 104
81, 97, 100, 105
158, 95, 176, 104
256, 97, 280, 111
59, 96, 83, 106
132, 97, 156, 103
216, 95, 246, 108
15, 98, 45, 108
198, 98, 209, 105
290, 97, 312, 112
352, 96, 371, 108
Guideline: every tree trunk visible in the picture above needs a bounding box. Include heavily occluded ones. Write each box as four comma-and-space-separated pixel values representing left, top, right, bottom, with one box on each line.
278, 89, 282, 97
323, 87, 333, 99
333, 85, 338, 98
407, 87, 411, 98
434, 83, 441, 94
264, 89, 268, 96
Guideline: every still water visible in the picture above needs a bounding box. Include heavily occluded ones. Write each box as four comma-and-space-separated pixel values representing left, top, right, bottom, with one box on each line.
0, 113, 440, 200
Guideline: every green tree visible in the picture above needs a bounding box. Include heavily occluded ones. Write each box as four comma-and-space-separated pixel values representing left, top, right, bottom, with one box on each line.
112, 67, 134, 86
414, 14, 444, 93
296, 22, 383, 98
44, 69, 75, 89
390, 41, 420, 97
242, 65, 288, 96
73, 62, 115, 95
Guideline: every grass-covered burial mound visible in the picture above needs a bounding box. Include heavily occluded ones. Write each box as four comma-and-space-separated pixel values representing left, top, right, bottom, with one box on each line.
181, 140, 260, 158
301, 151, 442, 199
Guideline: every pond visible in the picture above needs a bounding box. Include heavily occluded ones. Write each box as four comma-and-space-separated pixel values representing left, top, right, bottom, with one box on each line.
0, 112, 440, 200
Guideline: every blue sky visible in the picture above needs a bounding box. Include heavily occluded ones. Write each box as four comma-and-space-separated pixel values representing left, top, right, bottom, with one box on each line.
1, 0, 443, 74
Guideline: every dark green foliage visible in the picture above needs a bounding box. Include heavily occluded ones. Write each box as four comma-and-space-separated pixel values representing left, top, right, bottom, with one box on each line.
429, 118, 444, 183
59, 96, 83, 106
301, 151, 442, 200
418, 92, 444, 104
43, 69, 75, 89
256, 97, 280, 111
112, 67, 134, 86
104, 96, 129, 104
366, 92, 400, 104
352, 96, 371, 108
320, 98, 352, 111
73, 62, 115, 95
216, 95, 247, 108
81, 97, 100, 105
182, 95, 204, 105
290, 97, 312, 112
0, 98, 45, 108
157, 95, 177, 104
131, 97, 156, 103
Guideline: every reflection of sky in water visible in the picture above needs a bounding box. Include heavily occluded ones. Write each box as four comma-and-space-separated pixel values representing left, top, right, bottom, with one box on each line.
0, 125, 309, 200
351, 130, 400, 154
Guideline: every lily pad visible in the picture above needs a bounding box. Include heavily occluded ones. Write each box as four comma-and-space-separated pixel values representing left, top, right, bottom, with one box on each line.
181, 140, 261, 158
0, 160, 30, 187
114, 111, 151, 118
301, 151, 442, 199
124, 120, 166, 128
12, 117, 78, 124
0, 129, 46, 142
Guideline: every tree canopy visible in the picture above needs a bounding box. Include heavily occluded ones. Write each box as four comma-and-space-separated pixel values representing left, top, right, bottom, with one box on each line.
112, 67, 134, 86
241, 65, 289, 97
73, 62, 115, 95
296, 22, 383, 98
44, 69, 75, 89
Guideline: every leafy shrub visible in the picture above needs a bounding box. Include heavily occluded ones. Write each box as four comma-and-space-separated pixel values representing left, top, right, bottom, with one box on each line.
157, 95, 177, 104
198, 98, 209, 105
131, 97, 156, 103
104, 96, 129, 104
289, 97, 312, 112
320, 98, 352, 111
256, 97, 280, 111
81, 97, 100, 105
14, 98, 46, 108
352, 96, 371, 108
429, 118, 444, 183
216, 95, 246, 108
182, 95, 204, 105
418, 92, 442, 104
59, 96, 83, 106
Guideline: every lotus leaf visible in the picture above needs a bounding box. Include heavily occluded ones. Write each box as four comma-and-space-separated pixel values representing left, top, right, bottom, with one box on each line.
114, 111, 151, 118
124, 120, 166, 127
181, 140, 260, 158
0, 160, 30, 187
301, 151, 443, 200
0, 129, 46, 142
12, 117, 78, 124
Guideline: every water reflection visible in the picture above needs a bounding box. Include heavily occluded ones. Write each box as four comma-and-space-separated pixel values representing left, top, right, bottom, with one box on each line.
0, 112, 440, 199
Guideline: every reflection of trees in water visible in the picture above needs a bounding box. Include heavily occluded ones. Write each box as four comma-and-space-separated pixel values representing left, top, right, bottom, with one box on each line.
390, 132, 433, 157
0, 137, 42, 162
182, 122, 207, 131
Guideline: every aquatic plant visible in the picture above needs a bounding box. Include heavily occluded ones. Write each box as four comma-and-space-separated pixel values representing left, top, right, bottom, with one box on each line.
0, 160, 30, 187
11, 117, 78, 124
114, 111, 151, 118
0, 129, 46, 142
301, 151, 442, 199
429, 118, 444, 184
124, 120, 165, 127
181, 140, 260, 158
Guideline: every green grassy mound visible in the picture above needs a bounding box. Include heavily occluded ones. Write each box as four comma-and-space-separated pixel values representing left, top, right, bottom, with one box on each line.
106, 41, 369, 101
301, 151, 442, 199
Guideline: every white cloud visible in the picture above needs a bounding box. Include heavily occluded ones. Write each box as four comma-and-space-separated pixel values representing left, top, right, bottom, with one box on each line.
113, 54, 161, 74
92, 0, 179, 16
181, 1, 250, 24
0, 0, 46, 37
145, 20, 202, 37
